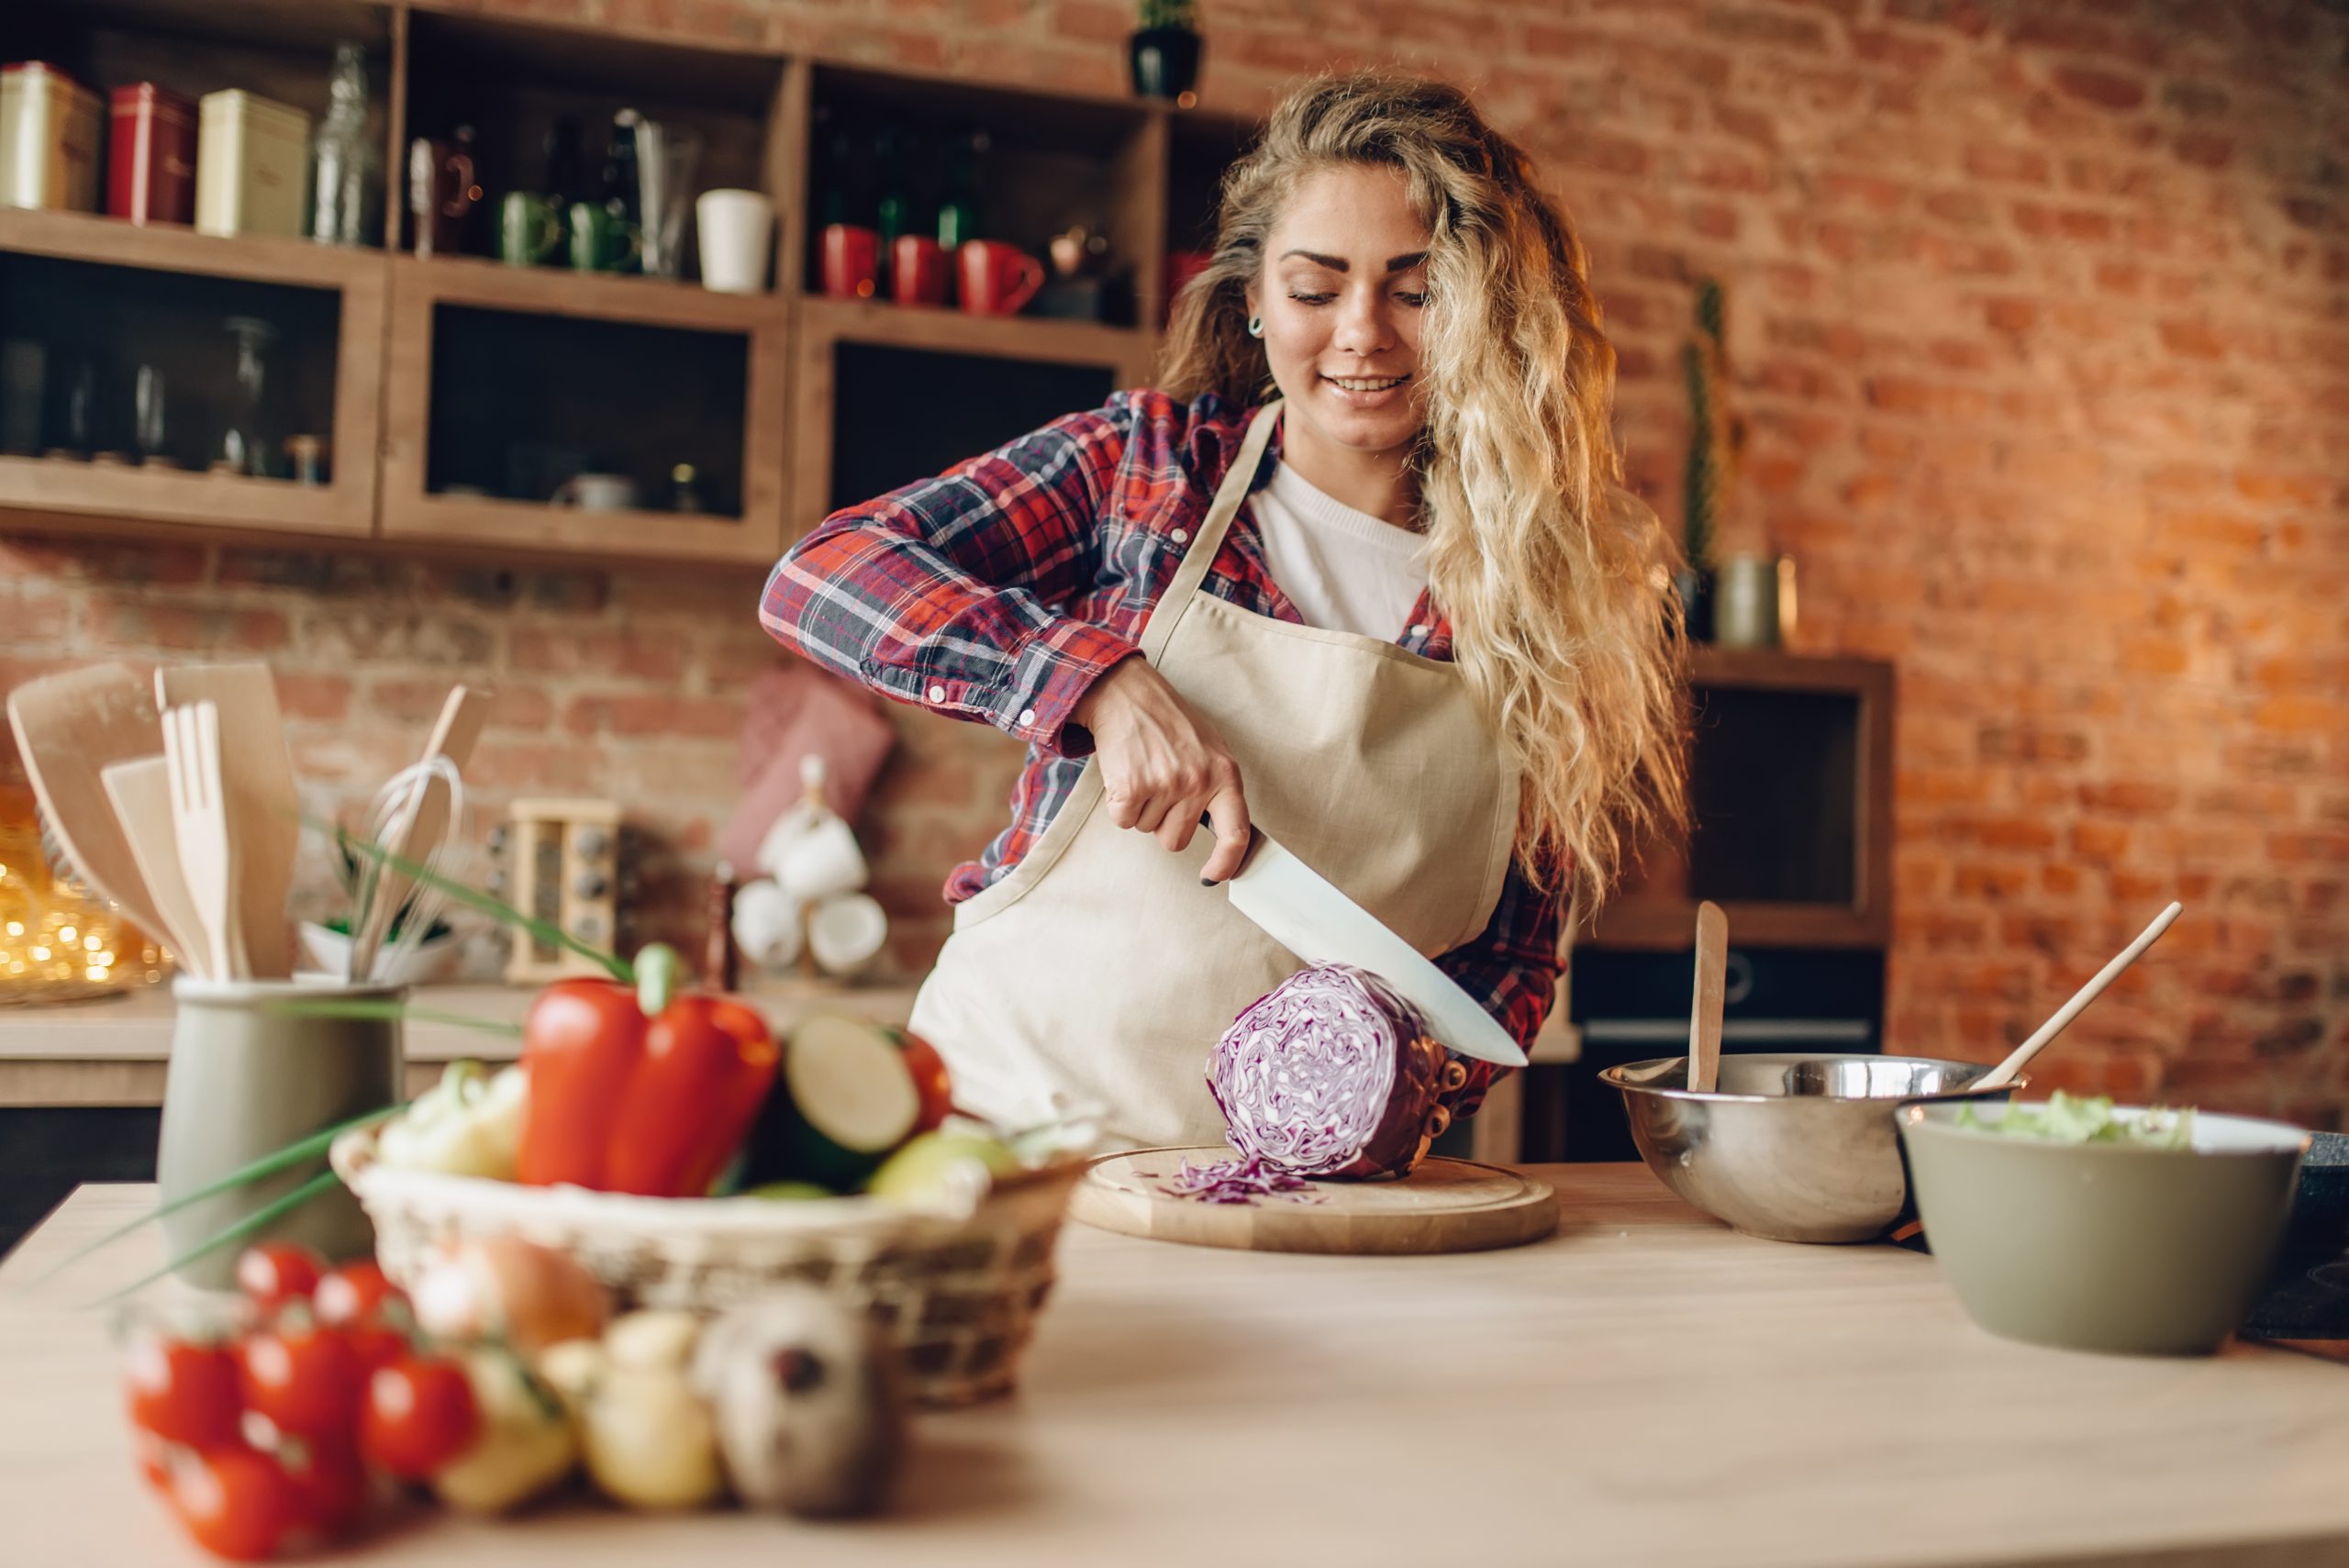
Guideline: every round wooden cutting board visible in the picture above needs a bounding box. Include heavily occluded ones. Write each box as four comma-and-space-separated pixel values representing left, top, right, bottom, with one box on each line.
1069, 1148, 1559, 1255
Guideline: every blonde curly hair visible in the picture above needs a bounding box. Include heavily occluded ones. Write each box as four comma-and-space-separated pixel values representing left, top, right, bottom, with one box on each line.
1159, 70, 1689, 924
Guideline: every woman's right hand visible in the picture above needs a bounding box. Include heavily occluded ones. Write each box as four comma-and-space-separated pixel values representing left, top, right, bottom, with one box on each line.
1072, 658, 1253, 883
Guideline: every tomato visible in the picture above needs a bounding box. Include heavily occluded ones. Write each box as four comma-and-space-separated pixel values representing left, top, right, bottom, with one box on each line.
124, 1334, 242, 1450
235, 1243, 327, 1312
167, 1445, 296, 1562
359, 1354, 481, 1480
313, 1261, 403, 1328
896, 1028, 956, 1131
273, 1434, 369, 1538
340, 1319, 410, 1378
238, 1321, 362, 1440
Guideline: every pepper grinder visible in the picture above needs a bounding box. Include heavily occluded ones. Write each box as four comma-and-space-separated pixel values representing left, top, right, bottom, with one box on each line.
705, 860, 740, 992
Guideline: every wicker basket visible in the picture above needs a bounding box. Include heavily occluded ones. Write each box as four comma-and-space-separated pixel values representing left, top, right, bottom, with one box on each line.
329, 1124, 1086, 1407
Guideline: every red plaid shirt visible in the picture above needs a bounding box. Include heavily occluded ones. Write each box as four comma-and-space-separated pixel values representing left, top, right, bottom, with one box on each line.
761, 388, 1562, 1097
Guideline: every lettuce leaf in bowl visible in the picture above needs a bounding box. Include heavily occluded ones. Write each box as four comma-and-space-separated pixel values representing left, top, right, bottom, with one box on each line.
1957, 1090, 2196, 1150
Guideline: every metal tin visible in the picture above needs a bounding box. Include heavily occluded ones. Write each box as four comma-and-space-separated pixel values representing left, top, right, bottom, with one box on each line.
0, 62, 103, 211
108, 83, 198, 225
195, 89, 312, 239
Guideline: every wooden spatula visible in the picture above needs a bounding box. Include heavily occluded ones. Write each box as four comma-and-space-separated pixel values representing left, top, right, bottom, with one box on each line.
1688, 899, 1728, 1093
99, 757, 212, 979
6, 664, 171, 939
351, 684, 492, 980
155, 664, 300, 978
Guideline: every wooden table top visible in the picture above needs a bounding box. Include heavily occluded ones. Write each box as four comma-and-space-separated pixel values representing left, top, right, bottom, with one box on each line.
5, 1168, 2347, 1566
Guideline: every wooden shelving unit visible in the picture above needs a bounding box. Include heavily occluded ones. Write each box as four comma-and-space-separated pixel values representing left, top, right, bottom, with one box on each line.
0, 0, 1258, 565
0, 206, 384, 537
1588, 648, 1896, 951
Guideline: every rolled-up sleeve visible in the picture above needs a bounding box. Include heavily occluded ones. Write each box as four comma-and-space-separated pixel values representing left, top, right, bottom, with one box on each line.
760, 395, 1142, 754
1433, 860, 1566, 1119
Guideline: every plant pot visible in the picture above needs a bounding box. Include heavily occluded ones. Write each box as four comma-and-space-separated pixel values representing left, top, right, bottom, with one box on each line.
156, 978, 406, 1287
1130, 27, 1204, 101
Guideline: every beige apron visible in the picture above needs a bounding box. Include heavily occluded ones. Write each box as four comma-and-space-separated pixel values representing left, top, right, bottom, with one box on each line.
908, 400, 1521, 1149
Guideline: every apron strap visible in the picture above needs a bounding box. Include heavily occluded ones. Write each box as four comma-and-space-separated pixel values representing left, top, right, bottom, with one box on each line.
1138, 399, 1281, 663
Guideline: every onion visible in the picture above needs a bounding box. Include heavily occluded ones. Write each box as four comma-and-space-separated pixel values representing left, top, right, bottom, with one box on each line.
410, 1235, 611, 1352
1208, 963, 1449, 1179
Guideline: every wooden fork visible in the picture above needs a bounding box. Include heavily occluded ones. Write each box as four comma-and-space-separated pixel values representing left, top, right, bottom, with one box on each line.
163, 701, 249, 982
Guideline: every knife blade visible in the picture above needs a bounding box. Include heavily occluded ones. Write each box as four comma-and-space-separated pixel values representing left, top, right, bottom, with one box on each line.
1217, 824, 1529, 1068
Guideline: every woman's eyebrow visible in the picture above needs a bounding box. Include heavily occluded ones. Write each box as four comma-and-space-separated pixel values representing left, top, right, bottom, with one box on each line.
1277, 250, 1430, 273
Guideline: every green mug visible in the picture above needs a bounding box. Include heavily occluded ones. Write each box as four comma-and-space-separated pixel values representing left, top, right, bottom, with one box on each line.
569, 200, 640, 272
499, 192, 563, 266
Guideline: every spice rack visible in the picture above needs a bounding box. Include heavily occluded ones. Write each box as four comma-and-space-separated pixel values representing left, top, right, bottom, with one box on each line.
0, 0, 1262, 567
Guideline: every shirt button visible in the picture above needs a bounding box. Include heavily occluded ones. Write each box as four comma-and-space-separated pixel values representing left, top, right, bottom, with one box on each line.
927, 684, 947, 702
1171, 528, 1190, 544
1019, 707, 1037, 727
1408, 624, 1427, 639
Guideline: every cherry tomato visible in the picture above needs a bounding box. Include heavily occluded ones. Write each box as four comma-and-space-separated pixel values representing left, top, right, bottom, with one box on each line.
897, 1028, 956, 1131
132, 1430, 177, 1492
273, 1434, 369, 1539
238, 1321, 362, 1440
167, 1445, 295, 1562
313, 1261, 403, 1328
235, 1243, 327, 1312
359, 1353, 481, 1480
340, 1319, 409, 1378
124, 1334, 242, 1450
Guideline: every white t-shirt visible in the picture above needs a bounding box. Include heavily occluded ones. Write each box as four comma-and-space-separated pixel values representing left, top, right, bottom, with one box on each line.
1247, 462, 1429, 640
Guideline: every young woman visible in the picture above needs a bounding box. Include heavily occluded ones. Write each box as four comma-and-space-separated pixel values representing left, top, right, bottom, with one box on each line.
762, 71, 1687, 1150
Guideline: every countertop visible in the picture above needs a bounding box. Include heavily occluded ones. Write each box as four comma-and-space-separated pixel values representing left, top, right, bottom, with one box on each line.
0, 979, 921, 1106
6, 1168, 2349, 1566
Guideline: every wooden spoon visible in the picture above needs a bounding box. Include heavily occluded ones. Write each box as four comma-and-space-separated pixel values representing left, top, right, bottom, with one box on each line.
350, 684, 491, 980
155, 664, 299, 977
99, 757, 211, 979
1973, 901, 2185, 1093
6, 664, 170, 940
1688, 899, 1728, 1093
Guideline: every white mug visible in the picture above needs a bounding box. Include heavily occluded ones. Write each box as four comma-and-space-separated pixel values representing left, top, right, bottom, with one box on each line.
776, 815, 867, 906
551, 472, 638, 511
696, 188, 774, 295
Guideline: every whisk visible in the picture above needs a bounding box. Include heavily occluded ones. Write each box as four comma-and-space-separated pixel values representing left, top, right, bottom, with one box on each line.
345, 754, 470, 984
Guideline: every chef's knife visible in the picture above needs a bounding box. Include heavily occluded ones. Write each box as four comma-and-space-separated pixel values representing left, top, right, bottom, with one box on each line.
1214, 822, 1528, 1068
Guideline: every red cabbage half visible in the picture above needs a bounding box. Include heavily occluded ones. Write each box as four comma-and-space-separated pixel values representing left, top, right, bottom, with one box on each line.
1208, 963, 1448, 1179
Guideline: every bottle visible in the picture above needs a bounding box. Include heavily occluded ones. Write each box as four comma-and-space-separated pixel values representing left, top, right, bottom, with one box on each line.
874, 127, 908, 287
600, 110, 642, 273
541, 116, 584, 206
308, 43, 380, 245
936, 128, 985, 250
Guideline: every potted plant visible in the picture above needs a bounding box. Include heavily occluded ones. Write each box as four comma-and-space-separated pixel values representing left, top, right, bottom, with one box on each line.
1130, 0, 1205, 104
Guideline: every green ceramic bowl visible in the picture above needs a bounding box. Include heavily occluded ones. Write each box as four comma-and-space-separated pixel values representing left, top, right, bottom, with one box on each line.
1898, 1101, 2309, 1357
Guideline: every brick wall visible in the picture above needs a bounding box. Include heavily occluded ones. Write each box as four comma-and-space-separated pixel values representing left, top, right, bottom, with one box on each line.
4, 0, 2343, 1121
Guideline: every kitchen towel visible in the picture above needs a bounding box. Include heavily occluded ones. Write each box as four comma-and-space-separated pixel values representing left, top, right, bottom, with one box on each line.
720, 662, 894, 873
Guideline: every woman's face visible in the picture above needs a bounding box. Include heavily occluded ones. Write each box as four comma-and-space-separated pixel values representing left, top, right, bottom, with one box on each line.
1246, 164, 1432, 462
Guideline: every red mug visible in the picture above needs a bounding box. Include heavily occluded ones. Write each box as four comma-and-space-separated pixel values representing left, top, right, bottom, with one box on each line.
956, 240, 1045, 316
1165, 249, 1213, 323
820, 223, 879, 299
891, 234, 949, 306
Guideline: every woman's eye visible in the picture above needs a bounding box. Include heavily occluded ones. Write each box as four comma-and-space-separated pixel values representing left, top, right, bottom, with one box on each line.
1395, 291, 1427, 307
1286, 291, 1336, 306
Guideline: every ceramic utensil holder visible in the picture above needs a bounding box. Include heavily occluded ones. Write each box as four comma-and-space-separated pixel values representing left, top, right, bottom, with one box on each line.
156, 979, 404, 1287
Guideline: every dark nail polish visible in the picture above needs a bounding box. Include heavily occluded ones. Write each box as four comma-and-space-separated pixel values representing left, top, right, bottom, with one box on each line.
1200, 877, 1220, 888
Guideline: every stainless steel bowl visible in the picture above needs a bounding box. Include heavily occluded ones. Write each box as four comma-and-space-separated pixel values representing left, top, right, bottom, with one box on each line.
1597, 1053, 2023, 1244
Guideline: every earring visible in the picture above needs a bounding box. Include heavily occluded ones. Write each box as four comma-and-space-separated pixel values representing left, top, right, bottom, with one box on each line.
1247, 316, 1264, 339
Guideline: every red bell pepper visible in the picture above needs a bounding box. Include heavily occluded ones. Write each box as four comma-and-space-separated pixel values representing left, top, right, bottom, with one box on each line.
516, 947, 778, 1197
